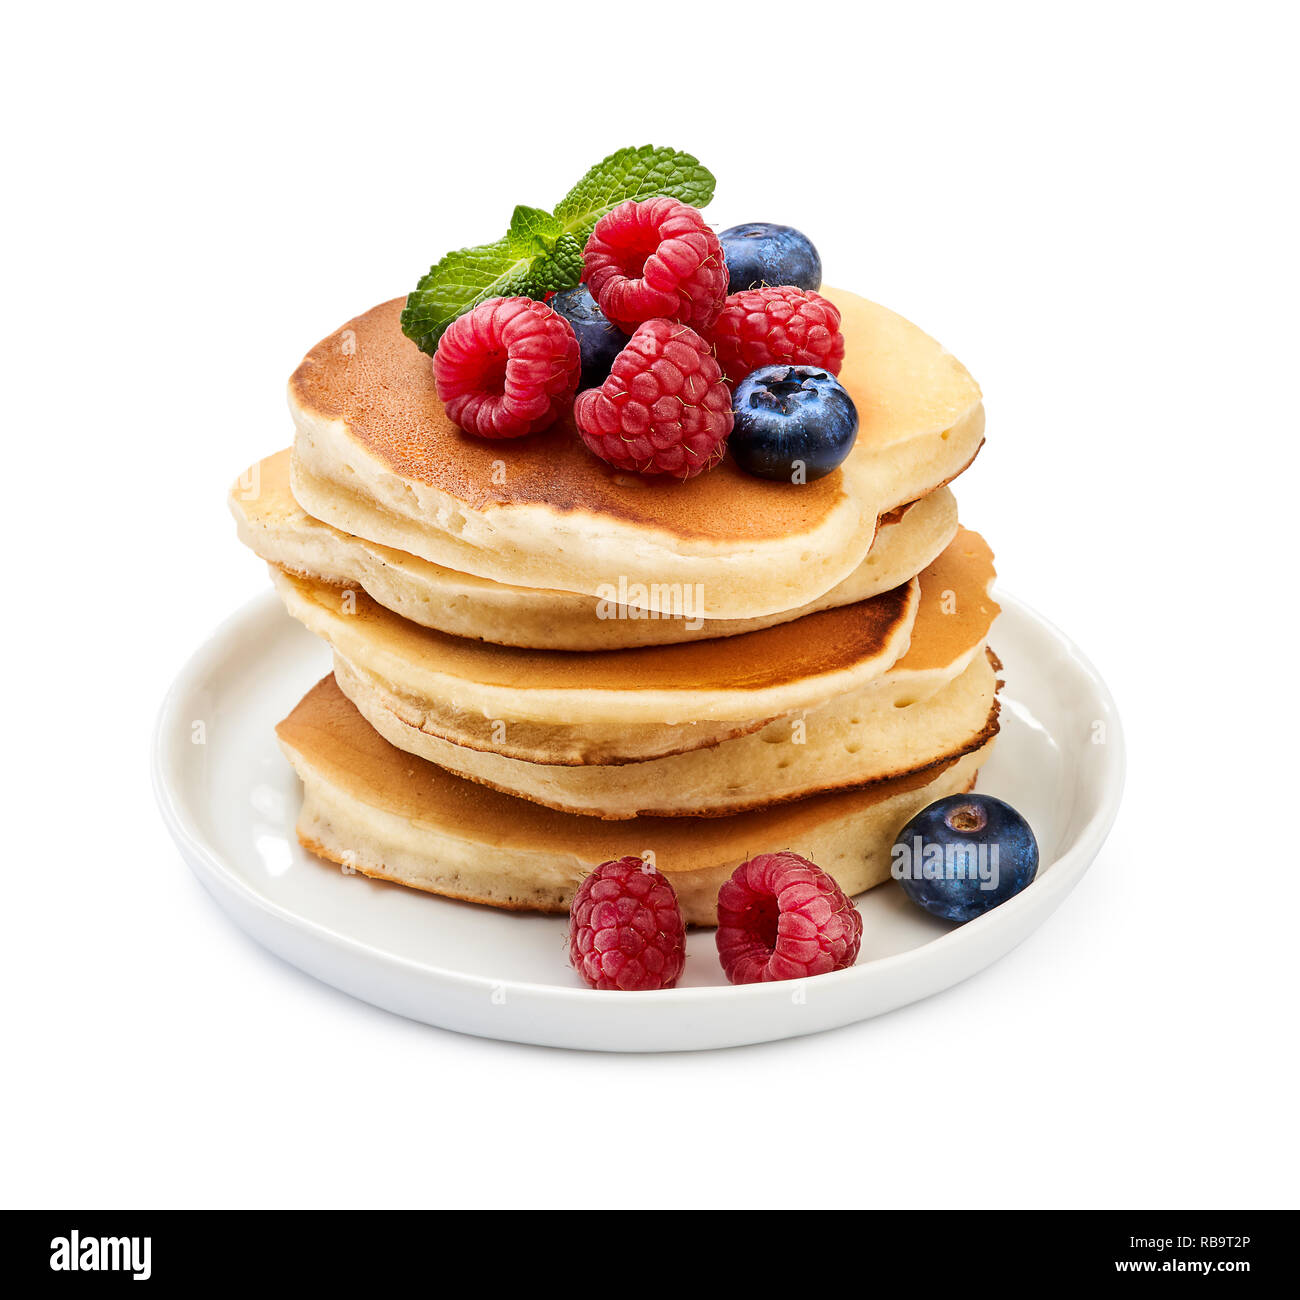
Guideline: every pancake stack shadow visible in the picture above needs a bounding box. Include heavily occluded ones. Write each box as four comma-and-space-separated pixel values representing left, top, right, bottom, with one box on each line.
232, 288, 1000, 926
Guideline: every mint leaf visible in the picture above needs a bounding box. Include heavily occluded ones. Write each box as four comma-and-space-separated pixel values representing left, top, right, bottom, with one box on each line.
540, 233, 584, 287
509, 203, 562, 244
554, 145, 716, 245
401, 146, 715, 353
401, 205, 583, 354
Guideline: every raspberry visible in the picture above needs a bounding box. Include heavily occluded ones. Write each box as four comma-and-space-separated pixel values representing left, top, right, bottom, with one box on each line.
432, 296, 580, 439
715, 852, 863, 984
709, 286, 846, 385
568, 857, 687, 991
573, 320, 733, 478
583, 197, 728, 333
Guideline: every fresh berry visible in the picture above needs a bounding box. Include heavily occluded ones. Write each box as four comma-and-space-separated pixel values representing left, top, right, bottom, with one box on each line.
568, 856, 687, 991
582, 197, 728, 333
731, 365, 858, 482
709, 286, 845, 385
715, 851, 863, 984
891, 795, 1039, 923
549, 285, 629, 390
432, 296, 580, 439
574, 319, 733, 478
718, 223, 822, 294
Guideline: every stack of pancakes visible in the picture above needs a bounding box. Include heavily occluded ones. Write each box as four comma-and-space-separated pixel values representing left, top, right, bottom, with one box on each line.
232, 287, 999, 925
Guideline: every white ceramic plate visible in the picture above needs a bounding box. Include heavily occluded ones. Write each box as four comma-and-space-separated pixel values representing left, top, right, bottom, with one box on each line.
152, 591, 1123, 1051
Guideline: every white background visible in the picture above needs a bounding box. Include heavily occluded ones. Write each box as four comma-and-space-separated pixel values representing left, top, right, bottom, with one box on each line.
4, 2, 1297, 1209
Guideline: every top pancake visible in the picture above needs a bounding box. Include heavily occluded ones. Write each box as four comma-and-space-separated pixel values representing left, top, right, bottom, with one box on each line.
292, 300, 844, 542
289, 286, 983, 620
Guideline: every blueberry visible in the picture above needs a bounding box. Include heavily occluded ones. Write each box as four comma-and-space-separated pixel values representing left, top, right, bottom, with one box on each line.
891, 795, 1040, 923
730, 365, 857, 482
719, 223, 822, 293
549, 285, 628, 390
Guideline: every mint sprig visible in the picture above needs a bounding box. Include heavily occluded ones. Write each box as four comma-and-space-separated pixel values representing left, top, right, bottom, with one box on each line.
401, 206, 581, 356
401, 146, 716, 354
553, 145, 716, 246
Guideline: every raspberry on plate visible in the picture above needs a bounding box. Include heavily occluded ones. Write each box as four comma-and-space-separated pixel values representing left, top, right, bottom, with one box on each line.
715, 851, 863, 984
583, 197, 728, 333
568, 856, 687, 991
432, 296, 580, 439
709, 286, 846, 385
573, 319, 733, 478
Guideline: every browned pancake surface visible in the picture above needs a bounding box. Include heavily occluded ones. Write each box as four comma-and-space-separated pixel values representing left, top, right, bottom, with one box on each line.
275, 527, 993, 697
280, 567, 916, 692
278, 676, 966, 857
894, 528, 999, 671
290, 299, 846, 542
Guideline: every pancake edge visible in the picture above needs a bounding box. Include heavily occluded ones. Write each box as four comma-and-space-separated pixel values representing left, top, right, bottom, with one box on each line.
334, 648, 1003, 818
281, 734, 992, 928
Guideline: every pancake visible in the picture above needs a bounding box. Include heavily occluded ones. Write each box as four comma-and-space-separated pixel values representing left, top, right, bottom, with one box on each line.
336, 648, 1001, 819
288, 286, 983, 620
270, 528, 995, 764
277, 675, 994, 927
273, 567, 917, 762
231, 450, 960, 650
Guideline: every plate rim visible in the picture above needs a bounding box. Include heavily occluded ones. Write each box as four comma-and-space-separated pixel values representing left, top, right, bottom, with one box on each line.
152, 588, 1125, 1019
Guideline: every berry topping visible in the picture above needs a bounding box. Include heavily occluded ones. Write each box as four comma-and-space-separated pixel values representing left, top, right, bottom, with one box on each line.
432, 296, 580, 439
715, 851, 863, 984
709, 286, 845, 385
891, 795, 1040, 923
731, 365, 858, 482
402, 145, 717, 355
718, 222, 822, 294
549, 284, 630, 390
568, 856, 687, 991
573, 319, 733, 478
582, 197, 729, 333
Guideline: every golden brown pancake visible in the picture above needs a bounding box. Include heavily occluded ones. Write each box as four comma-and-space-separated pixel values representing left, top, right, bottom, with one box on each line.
277, 675, 993, 926
268, 528, 995, 765
230, 449, 961, 650
335, 648, 1002, 819
288, 286, 984, 620
271, 564, 919, 762
290, 301, 846, 540
889, 527, 1000, 676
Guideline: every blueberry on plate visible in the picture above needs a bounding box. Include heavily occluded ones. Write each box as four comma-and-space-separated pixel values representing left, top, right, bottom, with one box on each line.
891, 794, 1039, 923
730, 365, 858, 482
719, 223, 822, 293
549, 285, 628, 390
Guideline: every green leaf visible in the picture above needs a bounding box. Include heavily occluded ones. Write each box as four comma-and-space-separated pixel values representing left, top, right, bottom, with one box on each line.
401, 146, 715, 353
401, 205, 584, 354
542, 233, 585, 289
509, 203, 562, 244
553, 145, 716, 245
